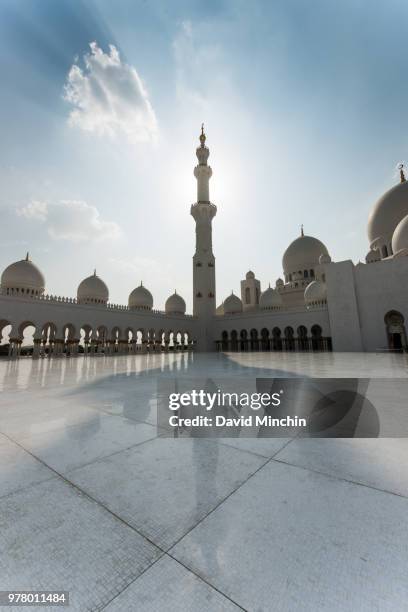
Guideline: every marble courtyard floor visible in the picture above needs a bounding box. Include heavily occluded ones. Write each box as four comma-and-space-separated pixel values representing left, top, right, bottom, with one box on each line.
0, 352, 408, 611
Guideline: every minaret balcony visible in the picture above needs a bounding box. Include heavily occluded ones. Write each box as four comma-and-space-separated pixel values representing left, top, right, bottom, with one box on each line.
190, 201, 217, 220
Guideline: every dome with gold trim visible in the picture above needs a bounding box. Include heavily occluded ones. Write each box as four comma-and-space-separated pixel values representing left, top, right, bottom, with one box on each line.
128, 283, 153, 310
165, 291, 186, 315
77, 270, 109, 305
282, 227, 329, 278
1, 253, 45, 296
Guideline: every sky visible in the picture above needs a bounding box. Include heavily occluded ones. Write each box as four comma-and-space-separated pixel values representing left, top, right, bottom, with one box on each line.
1, 0, 408, 311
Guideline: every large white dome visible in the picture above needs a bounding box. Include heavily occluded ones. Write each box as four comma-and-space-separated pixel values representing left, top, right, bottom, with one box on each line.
77, 271, 109, 304
165, 292, 186, 315
128, 283, 153, 310
224, 292, 243, 314
304, 280, 327, 305
1, 253, 45, 295
392, 213, 408, 256
367, 178, 408, 251
259, 285, 282, 310
282, 233, 329, 276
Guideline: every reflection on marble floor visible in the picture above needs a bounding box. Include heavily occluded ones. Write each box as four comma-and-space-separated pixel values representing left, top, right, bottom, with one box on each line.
0, 352, 407, 611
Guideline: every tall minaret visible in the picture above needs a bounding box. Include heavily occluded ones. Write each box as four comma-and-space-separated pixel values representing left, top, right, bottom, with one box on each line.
191, 125, 217, 345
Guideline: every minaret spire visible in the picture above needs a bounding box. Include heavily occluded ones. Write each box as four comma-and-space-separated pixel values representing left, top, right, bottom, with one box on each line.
194, 125, 212, 201
191, 126, 217, 331
200, 123, 206, 146
399, 163, 406, 183
301, 224, 304, 237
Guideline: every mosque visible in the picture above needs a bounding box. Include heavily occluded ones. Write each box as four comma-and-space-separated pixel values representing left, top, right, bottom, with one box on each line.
1, 127, 408, 358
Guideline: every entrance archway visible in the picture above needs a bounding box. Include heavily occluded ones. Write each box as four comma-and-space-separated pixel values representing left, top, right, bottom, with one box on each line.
240, 329, 248, 351
284, 326, 295, 351
385, 311, 407, 351
311, 325, 323, 351
250, 328, 259, 351
272, 327, 282, 351
261, 328, 270, 351
297, 325, 309, 351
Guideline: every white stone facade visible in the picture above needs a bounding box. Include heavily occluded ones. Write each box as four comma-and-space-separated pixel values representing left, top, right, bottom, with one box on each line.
1, 130, 408, 357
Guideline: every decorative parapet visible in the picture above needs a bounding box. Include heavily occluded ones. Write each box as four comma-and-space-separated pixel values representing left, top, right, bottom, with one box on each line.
214, 303, 328, 319
0, 290, 195, 318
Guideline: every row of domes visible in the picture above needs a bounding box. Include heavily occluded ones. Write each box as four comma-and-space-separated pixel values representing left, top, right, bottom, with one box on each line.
0, 257, 186, 314
3, 171, 408, 316
221, 243, 332, 314
222, 277, 327, 314
221, 167, 408, 315
2, 229, 333, 315
280, 169, 408, 267
77, 272, 186, 313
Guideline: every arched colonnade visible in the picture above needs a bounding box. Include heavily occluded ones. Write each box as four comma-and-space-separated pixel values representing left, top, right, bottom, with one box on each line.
217, 325, 332, 352
0, 320, 194, 359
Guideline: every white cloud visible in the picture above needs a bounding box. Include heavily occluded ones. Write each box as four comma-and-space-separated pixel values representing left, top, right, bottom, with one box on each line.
17, 200, 48, 221
17, 200, 121, 242
63, 42, 158, 143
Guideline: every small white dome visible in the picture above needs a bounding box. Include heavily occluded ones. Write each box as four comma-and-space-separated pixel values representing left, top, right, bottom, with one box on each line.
224, 292, 243, 314
319, 253, 331, 264
216, 302, 225, 315
368, 178, 408, 250
365, 249, 381, 264
283, 233, 329, 275
77, 271, 109, 304
392, 214, 408, 255
1, 253, 45, 295
259, 286, 282, 310
304, 280, 327, 305
165, 291, 186, 315
245, 270, 255, 280
128, 283, 153, 310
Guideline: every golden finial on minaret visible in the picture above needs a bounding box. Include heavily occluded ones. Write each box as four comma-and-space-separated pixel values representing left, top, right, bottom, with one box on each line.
398, 163, 406, 183
199, 123, 206, 146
